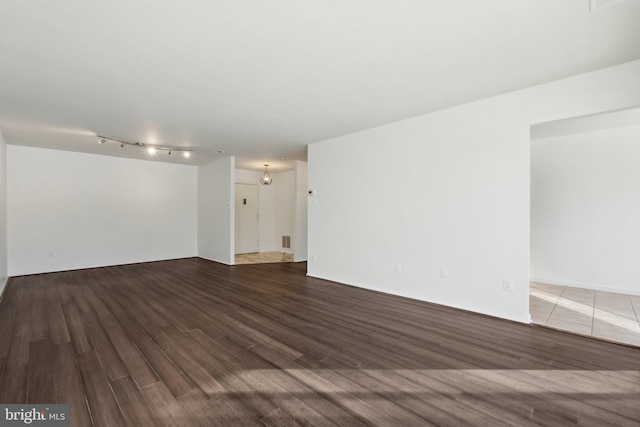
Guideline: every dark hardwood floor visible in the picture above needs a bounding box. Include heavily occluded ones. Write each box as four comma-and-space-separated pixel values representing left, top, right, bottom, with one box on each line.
1, 258, 639, 426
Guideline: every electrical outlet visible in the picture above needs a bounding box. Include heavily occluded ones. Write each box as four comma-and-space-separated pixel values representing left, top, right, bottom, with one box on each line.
503, 279, 514, 292
440, 266, 448, 278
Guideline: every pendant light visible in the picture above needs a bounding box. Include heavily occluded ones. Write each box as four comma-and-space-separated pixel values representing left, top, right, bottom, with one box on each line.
260, 164, 273, 185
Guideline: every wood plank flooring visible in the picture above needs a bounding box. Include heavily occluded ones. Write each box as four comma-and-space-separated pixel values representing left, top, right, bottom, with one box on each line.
1, 258, 639, 426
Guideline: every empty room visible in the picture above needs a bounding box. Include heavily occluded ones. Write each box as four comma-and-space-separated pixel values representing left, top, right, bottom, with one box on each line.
1, 1, 640, 426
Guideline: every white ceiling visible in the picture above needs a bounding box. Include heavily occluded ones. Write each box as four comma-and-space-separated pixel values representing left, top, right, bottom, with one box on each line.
1, 0, 639, 171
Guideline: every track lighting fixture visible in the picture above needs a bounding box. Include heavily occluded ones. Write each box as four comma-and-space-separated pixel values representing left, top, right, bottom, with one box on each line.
96, 135, 194, 158
260, 164, 273, 185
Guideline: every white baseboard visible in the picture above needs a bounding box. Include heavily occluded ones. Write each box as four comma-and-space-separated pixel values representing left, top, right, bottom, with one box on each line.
198, 256, 234, 266
0, 276, 8, 303
307, 272, 530, 324
530, 276, 640, 296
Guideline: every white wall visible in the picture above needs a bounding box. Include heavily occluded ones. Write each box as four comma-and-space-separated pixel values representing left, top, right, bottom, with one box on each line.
308, 59, 640, 323
0, 129, 7, 296
294, 161, 308, 262
7, 145, 197, 276
531, 126, 640, 295
259, 179, 277, 252
198, 157, 234, 264
274, 170, 295, 254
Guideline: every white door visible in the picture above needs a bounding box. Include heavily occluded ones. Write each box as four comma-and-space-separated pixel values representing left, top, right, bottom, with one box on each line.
235, 184, 259, 254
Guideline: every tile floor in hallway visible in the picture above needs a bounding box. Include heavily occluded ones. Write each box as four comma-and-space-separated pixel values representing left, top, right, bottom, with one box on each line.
235, 251, 294, 265
530, 282, 640, 347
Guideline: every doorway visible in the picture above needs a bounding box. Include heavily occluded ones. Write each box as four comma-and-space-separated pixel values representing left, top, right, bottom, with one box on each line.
234, 183, 259, 254
233, 161, 308, 265
529, 107, 640, 347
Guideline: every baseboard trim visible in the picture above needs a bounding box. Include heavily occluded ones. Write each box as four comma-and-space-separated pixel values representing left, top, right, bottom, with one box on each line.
0, 276, 8, 303
530, 276, 640, 296
8, 256, 199, 278
198, 256, 234, 266
307, 272, 530, 324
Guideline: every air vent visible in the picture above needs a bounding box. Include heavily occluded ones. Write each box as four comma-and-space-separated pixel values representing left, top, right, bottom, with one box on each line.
590, 0, 626, 11
282, 236, 291, 249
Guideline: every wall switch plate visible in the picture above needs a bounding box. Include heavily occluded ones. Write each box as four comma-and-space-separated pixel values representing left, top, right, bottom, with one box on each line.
440, 266, 448, 278
369, 258, 376, 268
396, 263, 402, 273
503, 279, 514, 292
312, 254, 318, 262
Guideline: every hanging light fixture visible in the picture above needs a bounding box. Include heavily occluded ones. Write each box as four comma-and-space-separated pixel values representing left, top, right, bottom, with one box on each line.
260, 164, 273, 185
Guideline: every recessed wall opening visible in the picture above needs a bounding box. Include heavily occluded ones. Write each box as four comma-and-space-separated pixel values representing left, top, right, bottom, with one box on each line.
529, 106, 640, 347
234, 159, 308, 265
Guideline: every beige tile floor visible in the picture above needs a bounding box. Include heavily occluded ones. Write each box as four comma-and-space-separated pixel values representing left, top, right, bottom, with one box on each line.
530, 282, 640, 347
235, 251, 294, 265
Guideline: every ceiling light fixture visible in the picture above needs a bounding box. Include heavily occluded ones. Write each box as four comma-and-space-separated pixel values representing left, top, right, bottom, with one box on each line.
260, 164, 273, 185
96, 135, 194, 158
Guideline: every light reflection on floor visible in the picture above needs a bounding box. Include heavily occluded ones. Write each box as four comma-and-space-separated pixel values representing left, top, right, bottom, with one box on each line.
235, 251, 294, 265
530, 282, 640, 347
